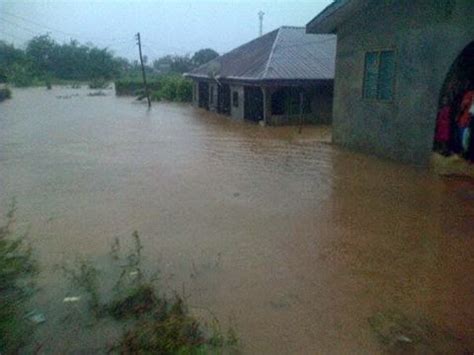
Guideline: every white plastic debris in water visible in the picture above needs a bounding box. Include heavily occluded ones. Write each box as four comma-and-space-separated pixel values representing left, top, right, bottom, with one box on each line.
396, 335, 413, 343
63, 296, 81, 303
25, 310, 46, 324
129, 271, 139, 277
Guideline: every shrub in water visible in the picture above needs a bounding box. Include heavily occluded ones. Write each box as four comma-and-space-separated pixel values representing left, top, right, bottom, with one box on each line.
0, 201, 37, 353
0, 87, 12, 101
176, 79, 192, 102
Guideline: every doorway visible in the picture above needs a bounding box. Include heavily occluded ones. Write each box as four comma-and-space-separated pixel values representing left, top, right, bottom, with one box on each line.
434, 42, 474, 164
244, 86, 263, 122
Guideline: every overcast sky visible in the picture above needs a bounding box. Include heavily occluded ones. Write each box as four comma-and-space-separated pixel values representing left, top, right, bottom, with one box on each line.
0, 0, 331, 61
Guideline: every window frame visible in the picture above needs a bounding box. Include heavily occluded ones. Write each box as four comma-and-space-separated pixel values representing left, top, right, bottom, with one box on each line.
362, 48, 397, 103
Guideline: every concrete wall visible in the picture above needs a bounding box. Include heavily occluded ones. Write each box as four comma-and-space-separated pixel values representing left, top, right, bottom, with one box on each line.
192, 81, 199, 106
309, 85, 333, 124
230, 85, 245, 120
209, 83, 218, 112
331, 0, 474, 165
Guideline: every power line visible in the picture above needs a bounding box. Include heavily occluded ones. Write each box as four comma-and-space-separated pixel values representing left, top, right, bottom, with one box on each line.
1, 14, 137, 51
0, 30, 30, 43
1, 10, 125, 44
0, 16, 42, 36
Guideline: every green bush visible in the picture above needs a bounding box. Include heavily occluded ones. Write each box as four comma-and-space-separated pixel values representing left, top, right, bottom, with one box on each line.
0, 202, 37, 353
0, 87, 12, 101
157, 77, 178, 101
176, 79, 192, 102
7, 63, 35, 87
115, 76, 192, 103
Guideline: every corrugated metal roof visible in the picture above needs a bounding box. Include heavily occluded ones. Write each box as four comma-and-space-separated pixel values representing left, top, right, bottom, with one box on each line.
186, 26, 336, 81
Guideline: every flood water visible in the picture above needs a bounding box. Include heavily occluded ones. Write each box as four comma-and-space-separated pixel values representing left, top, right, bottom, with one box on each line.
1, 87, 473, 353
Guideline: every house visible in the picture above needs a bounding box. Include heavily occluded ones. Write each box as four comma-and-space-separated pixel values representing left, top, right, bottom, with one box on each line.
185, 26, 336, 126
306, 0, 474, 165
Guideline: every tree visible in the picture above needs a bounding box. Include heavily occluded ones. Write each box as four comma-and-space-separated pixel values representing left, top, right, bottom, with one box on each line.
152, 54, 193, 74
192, 48, 219, 67
25, 34, 56, 75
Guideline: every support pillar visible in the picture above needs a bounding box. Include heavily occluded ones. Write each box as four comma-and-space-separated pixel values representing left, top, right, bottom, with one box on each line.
262, 86, 275, 125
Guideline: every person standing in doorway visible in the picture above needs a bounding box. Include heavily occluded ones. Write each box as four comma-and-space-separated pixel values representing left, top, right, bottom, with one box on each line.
467, 97, 474, 162
434, 97, 452, 156
456, 82, 474, 158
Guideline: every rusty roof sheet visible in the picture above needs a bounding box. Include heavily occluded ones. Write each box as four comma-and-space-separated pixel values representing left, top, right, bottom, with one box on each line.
186, 26, 336, 81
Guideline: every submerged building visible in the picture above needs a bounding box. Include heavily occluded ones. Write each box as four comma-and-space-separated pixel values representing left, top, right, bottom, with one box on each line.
185, 26, 336, 126
306, 0, 474, 165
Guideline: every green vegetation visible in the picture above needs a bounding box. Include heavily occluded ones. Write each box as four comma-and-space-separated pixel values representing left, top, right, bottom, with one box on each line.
62, 232, 238, 353
116, 75, 193, 103
88, 78, 109, 89
0, 35, 120, 87
0, 35, 218, 91
368, 309, 470, 353
0, 201, 37, 354
115, 79, 162, 97
151, 48, 218, 75
0, 86, 12, 101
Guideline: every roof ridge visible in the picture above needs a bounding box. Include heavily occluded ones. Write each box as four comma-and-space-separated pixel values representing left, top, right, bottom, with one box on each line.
262, 27, 282, 79
188, 28, 280, 76
279, 25, 305, 29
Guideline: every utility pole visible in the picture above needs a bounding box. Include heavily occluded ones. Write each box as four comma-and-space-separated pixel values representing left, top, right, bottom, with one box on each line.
258, 11, 264, 37
136, 32, 151, 108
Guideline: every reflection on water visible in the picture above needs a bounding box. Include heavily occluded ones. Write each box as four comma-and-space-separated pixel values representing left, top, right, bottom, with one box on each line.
0, 87, 473, 353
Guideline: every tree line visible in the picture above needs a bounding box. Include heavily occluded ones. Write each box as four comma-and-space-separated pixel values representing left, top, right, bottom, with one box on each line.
0, 34, 219, 86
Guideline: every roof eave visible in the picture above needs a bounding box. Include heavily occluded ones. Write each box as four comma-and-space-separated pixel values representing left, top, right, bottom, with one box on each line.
306, 0, 360, 34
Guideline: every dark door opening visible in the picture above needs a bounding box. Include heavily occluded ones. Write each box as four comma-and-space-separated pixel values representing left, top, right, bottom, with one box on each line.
217, 84, 231, 115
244, 86, 263, 122
434, 42, 474, 162
198, 82, 209, 109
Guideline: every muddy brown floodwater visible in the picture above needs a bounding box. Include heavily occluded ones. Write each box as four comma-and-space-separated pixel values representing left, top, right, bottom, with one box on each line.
1, 87, 473, 353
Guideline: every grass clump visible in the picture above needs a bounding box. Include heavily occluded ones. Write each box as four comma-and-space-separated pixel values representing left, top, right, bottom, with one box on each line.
114, 293, 206, 353
107, 283, 157, 319
0, 200, 37, 353
88, 78, 108, 89
61, 258, 101, 316
62, 231, 239, 353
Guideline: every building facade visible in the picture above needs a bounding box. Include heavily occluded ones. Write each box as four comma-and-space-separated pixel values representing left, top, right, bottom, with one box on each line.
307, 0, 474, 165
186, 27, 336, 126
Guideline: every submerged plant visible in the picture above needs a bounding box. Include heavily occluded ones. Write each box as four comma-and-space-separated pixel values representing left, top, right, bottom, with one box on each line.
61, 258, 101, 316
61, 231, 239, 353
0, 200, 37, 353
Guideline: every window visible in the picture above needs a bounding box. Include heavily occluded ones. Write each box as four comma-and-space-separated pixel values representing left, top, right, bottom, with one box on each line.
363, 50, 396, 100
232, 91, 239, 107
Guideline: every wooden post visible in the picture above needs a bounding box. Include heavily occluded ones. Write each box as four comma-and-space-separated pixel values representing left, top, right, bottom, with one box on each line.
136, 32, 151, 108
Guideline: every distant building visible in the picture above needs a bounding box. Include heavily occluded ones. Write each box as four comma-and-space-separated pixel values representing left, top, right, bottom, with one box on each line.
306, 0, 474, 165
185, 26, 336, 126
